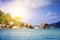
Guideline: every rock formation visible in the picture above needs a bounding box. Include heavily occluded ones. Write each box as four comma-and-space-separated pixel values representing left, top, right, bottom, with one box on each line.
40, 22, 50, 29
29, 25, 34, 29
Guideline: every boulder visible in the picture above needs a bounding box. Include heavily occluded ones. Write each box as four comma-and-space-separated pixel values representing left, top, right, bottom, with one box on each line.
29, 25, 34, 29
40, 22, 50, 29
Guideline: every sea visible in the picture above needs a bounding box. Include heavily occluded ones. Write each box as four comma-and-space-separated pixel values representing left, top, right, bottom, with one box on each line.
0, 28, 60, 40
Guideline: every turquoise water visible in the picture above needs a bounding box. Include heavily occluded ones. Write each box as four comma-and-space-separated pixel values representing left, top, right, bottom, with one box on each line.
0, 28, 60, 40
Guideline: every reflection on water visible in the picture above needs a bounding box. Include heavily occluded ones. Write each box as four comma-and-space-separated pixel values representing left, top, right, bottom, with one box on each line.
0, 28, 60, 40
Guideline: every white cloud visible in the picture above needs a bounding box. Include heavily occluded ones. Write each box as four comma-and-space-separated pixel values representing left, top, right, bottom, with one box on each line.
0, 0, 52, 17
46, 11, 57, 20
0, 0, 51, 9
18, 0, 51, 8
46, 12, 51, 16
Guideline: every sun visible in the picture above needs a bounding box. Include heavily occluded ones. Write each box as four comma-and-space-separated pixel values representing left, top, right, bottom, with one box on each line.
8, 6, 31, 22
10, 6, 28, 19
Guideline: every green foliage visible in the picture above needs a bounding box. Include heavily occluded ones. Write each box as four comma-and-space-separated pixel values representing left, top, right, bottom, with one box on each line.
4, 13, 13, 24
0, 10, 23, 24
0, 11, 5, 24
0, 10, 27, 29
0, 11, 4, 16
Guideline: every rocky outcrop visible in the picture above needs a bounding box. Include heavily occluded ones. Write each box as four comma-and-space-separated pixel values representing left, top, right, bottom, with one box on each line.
29, 25, 34, 29
40, 22, 50, 29
24, 24, 34, 29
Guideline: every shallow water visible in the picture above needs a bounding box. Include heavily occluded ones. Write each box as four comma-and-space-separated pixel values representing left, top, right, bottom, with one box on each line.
0, 28, 60, 40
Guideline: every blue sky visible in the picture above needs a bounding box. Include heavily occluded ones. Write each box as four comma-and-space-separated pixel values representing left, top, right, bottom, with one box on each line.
0, 0, 60, 25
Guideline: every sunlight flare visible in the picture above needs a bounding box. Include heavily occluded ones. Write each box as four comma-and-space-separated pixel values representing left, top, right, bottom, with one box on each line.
11, 7, 28, 18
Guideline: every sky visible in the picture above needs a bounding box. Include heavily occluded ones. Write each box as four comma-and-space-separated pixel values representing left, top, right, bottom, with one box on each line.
0, 0, 60, 25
